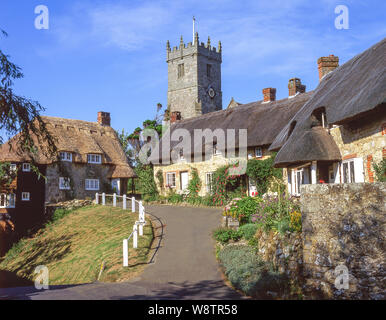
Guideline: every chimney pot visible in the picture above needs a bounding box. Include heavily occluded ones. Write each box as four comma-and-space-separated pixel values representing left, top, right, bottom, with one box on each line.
288, 78, 306, 97
317, 55, 339, 81
262, 88, 276, 102
97, 111, 111, 126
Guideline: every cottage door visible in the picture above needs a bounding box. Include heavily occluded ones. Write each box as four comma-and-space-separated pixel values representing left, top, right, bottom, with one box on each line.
111, 179, 120, 195
180, 172, 189, 192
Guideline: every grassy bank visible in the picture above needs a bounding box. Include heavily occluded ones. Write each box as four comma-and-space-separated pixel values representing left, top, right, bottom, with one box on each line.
0, 205, 153, 287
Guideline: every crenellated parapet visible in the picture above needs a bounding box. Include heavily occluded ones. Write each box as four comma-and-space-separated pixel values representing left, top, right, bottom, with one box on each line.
166, 33, 222, 62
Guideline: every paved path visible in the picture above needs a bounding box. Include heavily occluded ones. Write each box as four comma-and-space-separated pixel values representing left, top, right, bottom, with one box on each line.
0, 205, 245, 300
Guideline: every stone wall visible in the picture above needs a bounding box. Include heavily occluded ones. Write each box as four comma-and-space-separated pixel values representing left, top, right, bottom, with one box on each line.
300, 183, 385, 299
255, 229, 303, 286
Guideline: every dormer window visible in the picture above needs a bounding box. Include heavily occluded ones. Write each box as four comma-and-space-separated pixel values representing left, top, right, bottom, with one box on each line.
255, 147, 263, 158
10, 164, 17, 172
22, 163, 31, 172
311, 107, 328, 128
60, 152, 72, 162
87, 154, 102, 164
179, 149, 185, 160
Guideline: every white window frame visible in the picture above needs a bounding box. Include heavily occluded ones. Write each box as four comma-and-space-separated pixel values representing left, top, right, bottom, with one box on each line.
22, 163, 31, 172
87, 154, 102, 164
22, 192, 30, 201
10, 164, 17, 172
85, 179, 100, 191
60, 152, 73, 162
255, 147, 263, 158
342, 158, 364, 183
0, 193, 16, 208
206, 172, 214, 193
166, 172, 176, 188
59, 177, 71, 190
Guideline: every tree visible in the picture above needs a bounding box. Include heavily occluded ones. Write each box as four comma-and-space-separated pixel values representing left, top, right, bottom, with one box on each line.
0, 30, 57, 181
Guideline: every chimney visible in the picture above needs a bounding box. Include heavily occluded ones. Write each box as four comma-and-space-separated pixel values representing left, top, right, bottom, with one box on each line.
262, 88, 276, 103
97, 111, 111, 126
170, 111, 181, 124
317, 55, 339, 81
288, 78, 306, 97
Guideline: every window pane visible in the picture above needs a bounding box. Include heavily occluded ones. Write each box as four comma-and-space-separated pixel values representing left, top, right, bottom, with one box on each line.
343, 163, 348, 183
350, 161, 355, 183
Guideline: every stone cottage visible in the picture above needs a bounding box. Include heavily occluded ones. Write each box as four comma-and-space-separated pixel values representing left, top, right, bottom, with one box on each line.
270, 38, 386, 195
0, 112, 135, 233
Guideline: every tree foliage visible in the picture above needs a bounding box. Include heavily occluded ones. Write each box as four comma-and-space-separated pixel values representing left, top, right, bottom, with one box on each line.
0, 30, 57, 179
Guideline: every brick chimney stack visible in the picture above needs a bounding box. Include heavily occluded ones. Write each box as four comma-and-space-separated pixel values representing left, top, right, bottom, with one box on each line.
317, 55, 339, 81
97, 111, 111, 126
288, 78, 306, 97
262, 88, 276, 103
170, 111, 181, 124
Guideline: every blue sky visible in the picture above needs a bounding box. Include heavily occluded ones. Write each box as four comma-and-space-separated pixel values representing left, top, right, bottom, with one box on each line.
1, 0, 385, 134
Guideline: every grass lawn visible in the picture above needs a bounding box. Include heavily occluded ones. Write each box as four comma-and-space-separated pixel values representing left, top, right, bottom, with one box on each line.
0, 205, 153, 287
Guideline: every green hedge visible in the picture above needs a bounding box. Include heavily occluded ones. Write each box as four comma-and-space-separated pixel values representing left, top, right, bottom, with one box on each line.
218, 245, 289, 298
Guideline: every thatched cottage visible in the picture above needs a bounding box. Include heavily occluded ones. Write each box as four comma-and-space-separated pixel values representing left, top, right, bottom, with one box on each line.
150, 86, 312, 196
0, 112, 135, 232
270, 38, 386, 195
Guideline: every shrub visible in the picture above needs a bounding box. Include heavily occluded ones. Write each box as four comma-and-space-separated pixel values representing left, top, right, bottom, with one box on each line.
135, 164, 158, 201
218, 245, 289, 298
225, 197, 260, 223
289, 210, 302, 233
187, 168, 201, 197
239, 223, 259, 240
250, 196, 301, 233
373, 158, 386, 182
213, 228, 242, 244
167, 190, 184, 204
51, 208, 71, 223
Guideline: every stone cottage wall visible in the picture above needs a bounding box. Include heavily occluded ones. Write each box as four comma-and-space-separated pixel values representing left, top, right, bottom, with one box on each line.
300, 183, 385, 299
330, 113, 386, 183
45, 162, 112, 203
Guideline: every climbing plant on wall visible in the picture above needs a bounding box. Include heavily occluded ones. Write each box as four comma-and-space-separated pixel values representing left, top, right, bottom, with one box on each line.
246, 152, 283, 195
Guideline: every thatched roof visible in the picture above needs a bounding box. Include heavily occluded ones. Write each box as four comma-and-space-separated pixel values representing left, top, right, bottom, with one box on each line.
150, 91, 312, 163
0, 116, 136, 178
271, 38, 386, 167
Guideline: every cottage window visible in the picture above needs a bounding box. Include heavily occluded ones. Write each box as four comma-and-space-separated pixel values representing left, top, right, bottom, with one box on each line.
87, 154, 102, 164
291, 167, 311, 196
10, 164, 17, 172
59, 177, 71, 190
255, 147, 263, 158
178, 64, 185, 78
22, 163, 31, 172
0, 193, 15, 208
206, 172, 214, 193
341, 158, 364, 183
166, 172, 176, 188
60, 152, 72, 162
85, 179, 100, 191
22, 192, 30, 201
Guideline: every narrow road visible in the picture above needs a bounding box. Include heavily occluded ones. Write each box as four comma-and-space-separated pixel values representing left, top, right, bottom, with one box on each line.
0, 205, 245, 300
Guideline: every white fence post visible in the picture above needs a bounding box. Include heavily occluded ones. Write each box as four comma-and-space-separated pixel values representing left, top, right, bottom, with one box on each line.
139, 201, 145, 236
95, 193, 99, 204
133, 224, 138, 249
123, 195, 126, 210
113, 193, 117, 207
102, 193, 106, 205
132, 196, 135, 212
123, 239, 129, 267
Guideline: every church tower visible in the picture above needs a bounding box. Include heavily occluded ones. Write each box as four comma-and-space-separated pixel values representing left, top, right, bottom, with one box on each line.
166, 32, 222, 120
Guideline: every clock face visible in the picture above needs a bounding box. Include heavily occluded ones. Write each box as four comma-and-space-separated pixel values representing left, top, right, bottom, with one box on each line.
208, 87, 215, 98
